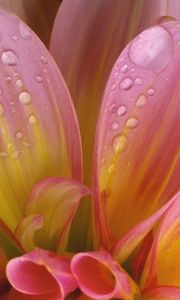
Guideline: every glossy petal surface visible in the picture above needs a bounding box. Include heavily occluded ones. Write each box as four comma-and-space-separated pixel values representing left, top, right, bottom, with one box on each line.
0, 10, 82, 230
93, 22, 180, 247
26, 177, 90, 251
142, 286, 180, 300
141, 192, 180, 288
6, 248, 77, 299
71, 250, 140, 300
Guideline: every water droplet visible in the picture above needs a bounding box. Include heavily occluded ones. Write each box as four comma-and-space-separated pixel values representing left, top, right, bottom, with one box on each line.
112, 134, 128, 154
36, 76, 43, 83
111, 121, 119, 130
10, 150, 20, 160
126, 117, 138, 129
12, 35, 18, 41
16, 79, 23, 88
119, 77, 133, 90
117, 105, 127, 116
40, 56, 47, 64
135, 77, 142, 85
147, 88, 155, 96
101, 157, 106, 165
28, 114, 37, 125
114, 71, 119, 77
19, 22, 32, 38
19, 91, 32, 105
136, 94, 147, 108
108, 103, 117, 113
129, 26, 173, 73
0, 103, 4, 117
16, 131, 23, 139
0, 152, 8, 158
121, 64, 128, 73
108, 163, 115, 174
131, 68, 135, 73
5, 76, 11, 83
2, 50, 17, 66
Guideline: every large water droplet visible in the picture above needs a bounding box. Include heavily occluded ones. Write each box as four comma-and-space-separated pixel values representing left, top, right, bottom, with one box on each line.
117, 105, 127, 116
0, 103, 4, 117
136, 94, 147, 108
126, 117, 138, 128
129, 26, 173, 73
2, 50, 17, 66
19, 91, 32, 105
112, 134, 128, 154
19, 22, 32, 39
119, 77, 133, 90
28, 114, 37, 125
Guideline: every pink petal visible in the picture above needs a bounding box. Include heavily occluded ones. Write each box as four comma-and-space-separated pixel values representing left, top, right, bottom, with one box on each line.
50, 0, 179, 250
26, 177, 90, 251
71, 250, 140, 300
142, 286, 180, 300
111, 192, 178, 263
2, 288, 61, 300
6, 248, 77, 298
93, 21, 180, 248
0, 10, 82, 231
140, 192, 180, 288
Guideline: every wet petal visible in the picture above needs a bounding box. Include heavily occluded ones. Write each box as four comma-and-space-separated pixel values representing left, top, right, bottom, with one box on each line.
93, 22, 180, 247
0, 0, 60, 46
26, 177, 90, 251
6, 248, 77, 298
141, 192, 180, 288
71, 250, 140, 300
4, 288, 61, 300
111, 192, 178, 263
142, 286, 180, 300
0, 10, 82, 230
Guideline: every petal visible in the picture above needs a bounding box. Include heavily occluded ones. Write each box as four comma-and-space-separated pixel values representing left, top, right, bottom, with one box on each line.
3, 288, 61, 300
140, 192, 180, 288
0, 0, 60, 46
111, 192, 178, 263
71, 250, 140, 300
6, 248, 77, 298
0, 10, 82, 230
142, 286, 180, 300
26, 177, 90, 251
50, 0, 174, 254
93, 22, 180, 247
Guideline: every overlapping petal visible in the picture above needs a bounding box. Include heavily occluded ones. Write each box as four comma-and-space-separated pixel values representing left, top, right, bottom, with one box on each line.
142, 286, 180, 300
71, 250, 140, 300
6, 248, 77, 299
140, 192, 180, 289
0, 10, 82, 231
93, 21, 180, 247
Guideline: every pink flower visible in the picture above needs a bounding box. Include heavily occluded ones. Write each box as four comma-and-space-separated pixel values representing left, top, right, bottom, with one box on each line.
0, 1, 179, 299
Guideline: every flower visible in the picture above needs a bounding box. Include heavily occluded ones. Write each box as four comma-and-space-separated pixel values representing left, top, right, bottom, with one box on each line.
0, 1, 179, 300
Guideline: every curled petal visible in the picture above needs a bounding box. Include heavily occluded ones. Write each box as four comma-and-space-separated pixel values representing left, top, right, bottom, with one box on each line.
93, 21, 180, 247
142, 286, 180, 300
140, 192, 180, 288
6, 248, 77, 299
0, 10, 82, 230
71, 250, 140, 300
26, 177, 90, 251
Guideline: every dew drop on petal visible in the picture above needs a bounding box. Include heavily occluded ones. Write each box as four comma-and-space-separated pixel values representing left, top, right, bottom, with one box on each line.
5, 76, 11, 83
40, 56, 48, 64
19, 22, 32, 39
129, 26, 173, 73
119, 77, 133, 90
147, 88, 155, 96
2, 50, 17, 66
117, 105, 127, 116
28, 114, 37, 125
112, 134, 128, 154
111, 83, 117, 91
136, 94, 147, 108
19, 91, 32, 105
126, 117, 138, 128
36, 76, 43, 83
0, 103, 4, 117
16, 131, 23, 139
108, 103, 117, 113
120, 64, 128, 73
16, 79, 23, 88
111, 121, 119, 130
135, 77, 142, 85
12, 35, 18, 41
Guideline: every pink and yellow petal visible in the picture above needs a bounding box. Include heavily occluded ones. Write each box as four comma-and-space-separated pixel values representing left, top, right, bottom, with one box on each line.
0, 10, 82, 230
93, 22, 180, 247
141, 192, 180, 289
71, 250, 140, 300
25, 177, 90, 251
6, 248, 77, 299
142, 286, 180, 300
